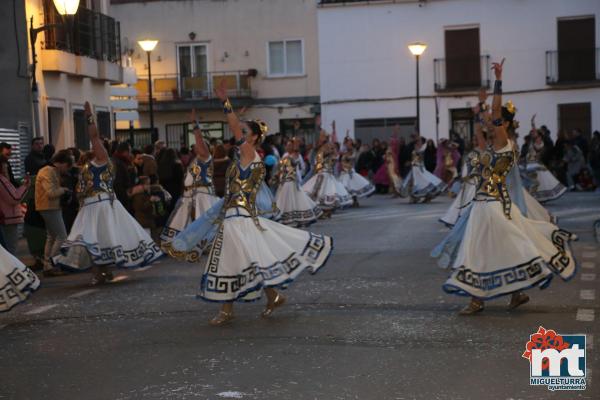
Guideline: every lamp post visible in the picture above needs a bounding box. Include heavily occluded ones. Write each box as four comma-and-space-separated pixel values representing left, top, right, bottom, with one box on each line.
30, 0, 80, 138
138, 39, 158, 142
408, 42, 427, 133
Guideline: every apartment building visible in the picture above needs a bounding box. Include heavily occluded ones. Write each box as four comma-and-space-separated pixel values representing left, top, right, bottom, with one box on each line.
317, 0, 600, 145
24, 0, 124, 150
111, 0, 321, 148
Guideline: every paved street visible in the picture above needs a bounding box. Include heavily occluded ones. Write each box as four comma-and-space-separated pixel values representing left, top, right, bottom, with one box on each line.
1, 192, 599, 400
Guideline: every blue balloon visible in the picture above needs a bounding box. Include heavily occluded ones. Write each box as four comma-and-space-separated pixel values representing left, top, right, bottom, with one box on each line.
264, 155, 277, 166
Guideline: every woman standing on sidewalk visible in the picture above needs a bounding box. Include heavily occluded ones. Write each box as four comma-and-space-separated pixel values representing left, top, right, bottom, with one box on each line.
0, 159, 29, 255
35, 150, 73, 277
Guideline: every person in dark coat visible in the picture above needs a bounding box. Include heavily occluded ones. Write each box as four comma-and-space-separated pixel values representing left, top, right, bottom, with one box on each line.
25, 137, 47, 176
111, 142, 136, 213
424, 139, 437, 173
157, 147, 184, 214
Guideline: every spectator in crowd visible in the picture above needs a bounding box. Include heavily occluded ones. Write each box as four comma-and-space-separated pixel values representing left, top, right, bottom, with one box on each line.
370, 139, 384, 176
0, 142, 17, 186
575, 168, 597, 192
212, 144, 231, 197
572, 129, 589, 161
112, 142, 136, 212
154, 140, 166, 159
563, 141, 586, 190
551, 129, 569, 184
23, 170, 46, 271
355, 144, 373, 177
398, 136, 412, 178
157, 147, 184, 211
61, 148, 82, 232
35, 150, 73, 277
25, 137, 47, 176
42, 144, 56, 162
0, 158, 30, 254
132, 148, 158, 184
130, 175, 158, 238
449, 130, 465, 160
424, 139, 437, 173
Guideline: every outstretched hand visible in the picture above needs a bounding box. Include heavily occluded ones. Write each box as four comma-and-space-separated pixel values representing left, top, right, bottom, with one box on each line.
214, 79, 228, 101
491, 58, 505, 80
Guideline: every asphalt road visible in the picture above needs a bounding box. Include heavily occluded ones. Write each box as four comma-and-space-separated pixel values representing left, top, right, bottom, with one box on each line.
1, 192, 599, 400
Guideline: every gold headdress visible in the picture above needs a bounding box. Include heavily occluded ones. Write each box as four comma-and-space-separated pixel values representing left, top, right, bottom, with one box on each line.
504, 100, 516, 115
252, 119, 269, 136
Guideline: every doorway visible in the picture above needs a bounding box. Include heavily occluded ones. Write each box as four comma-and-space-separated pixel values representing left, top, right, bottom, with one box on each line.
450, 108, 474, 145
558, 103, 591, 139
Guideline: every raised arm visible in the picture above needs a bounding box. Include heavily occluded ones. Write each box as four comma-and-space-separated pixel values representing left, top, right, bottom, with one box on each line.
491, 59, 508, 150
84, 102, 108, 163
190, 109, 211, 162
213, 80, 254, 163
473, 88, 488, 150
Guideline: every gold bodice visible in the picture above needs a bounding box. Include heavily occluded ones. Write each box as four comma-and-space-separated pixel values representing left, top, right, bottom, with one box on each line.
185, 157, 214, 192
341, 155, 353, 172
223, 158, 266, 215
315, 147, 335, 174
78, 161, 114, 199
278, 156, 299, 183
468, 144, 516, 218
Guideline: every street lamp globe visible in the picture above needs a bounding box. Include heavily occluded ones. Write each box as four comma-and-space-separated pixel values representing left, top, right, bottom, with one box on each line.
52, 0, 80, 15
138, 40, 159, 52
408, 42, 427, 56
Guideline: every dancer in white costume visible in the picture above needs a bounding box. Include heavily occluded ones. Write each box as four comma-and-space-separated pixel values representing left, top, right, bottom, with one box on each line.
161, 110, 220, 262
439, 144, 484, 227
273, 138, 323, 226
338, 141, 374, 207
302, 126, 352, 216
400, 136, 447, 203
172, 82, 333, 326
433, 60, 577, 315
440, 92, 554, 227
54, 102, 163, 284
0, 243, 40, 312
522, 118, 566, 203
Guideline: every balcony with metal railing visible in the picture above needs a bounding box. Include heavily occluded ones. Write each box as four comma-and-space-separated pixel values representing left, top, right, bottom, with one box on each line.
434, 55, 490, 92
546, 48, 600, 85
43, 0, 121, 64
136, 70, 253, 103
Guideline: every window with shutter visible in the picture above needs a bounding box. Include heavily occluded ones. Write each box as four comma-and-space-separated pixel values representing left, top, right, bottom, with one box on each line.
444, 28, 481, 89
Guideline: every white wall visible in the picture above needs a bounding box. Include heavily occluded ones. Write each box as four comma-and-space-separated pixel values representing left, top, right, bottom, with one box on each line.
112, 0, 320, 99
318, 0, 600, 142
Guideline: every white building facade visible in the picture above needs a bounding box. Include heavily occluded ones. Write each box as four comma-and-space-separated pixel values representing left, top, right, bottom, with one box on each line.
111, 0, 321, 148
317, 0, 600, 145
26, 0, 125, 149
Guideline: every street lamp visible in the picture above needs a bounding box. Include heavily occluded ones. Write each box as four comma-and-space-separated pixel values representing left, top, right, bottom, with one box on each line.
138, 39, 158, 142
30, 0, 80, 138
408, 42, 427, 133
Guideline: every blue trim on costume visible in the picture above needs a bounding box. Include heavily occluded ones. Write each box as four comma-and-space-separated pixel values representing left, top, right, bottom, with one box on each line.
195, 236, 335, 303
54, 239, 164, 272
442, 274, 554, 301
441, 231, 579, 300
